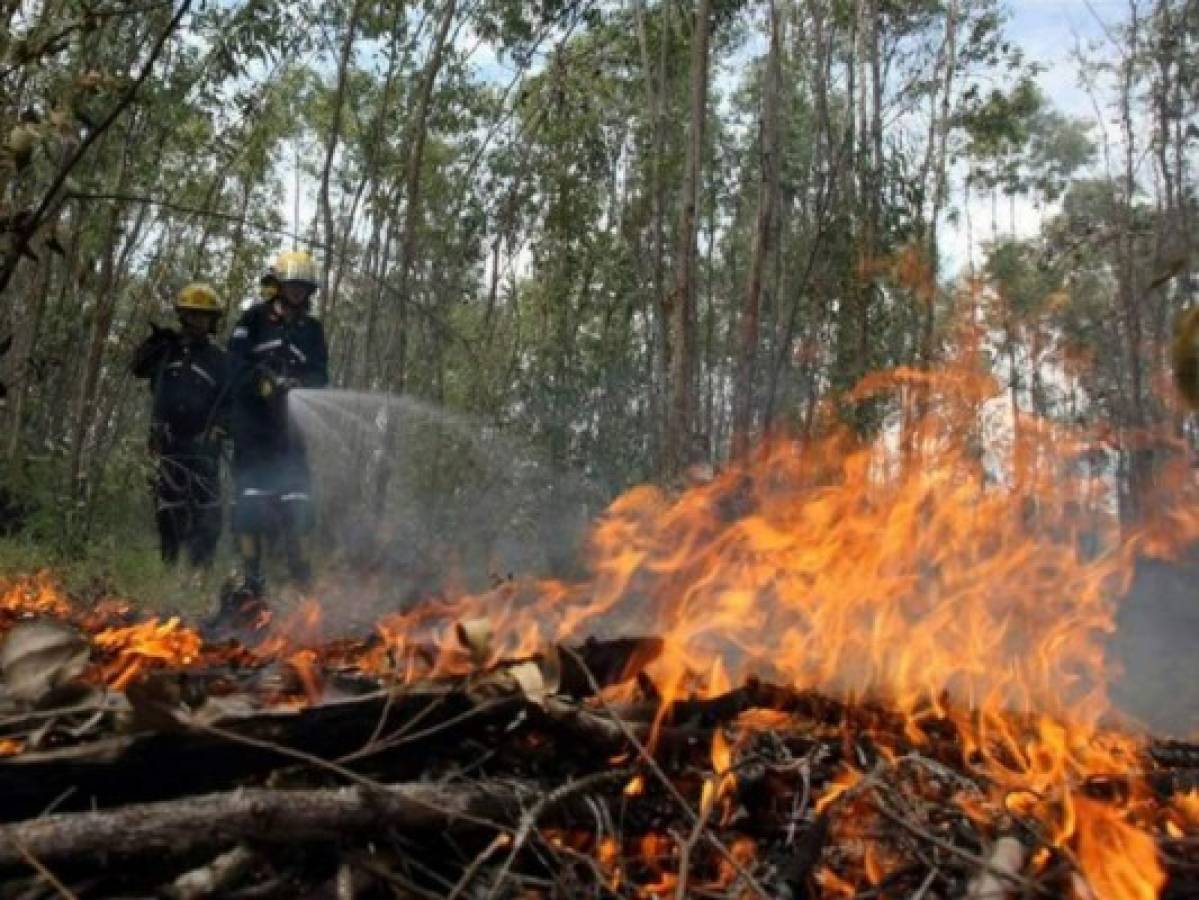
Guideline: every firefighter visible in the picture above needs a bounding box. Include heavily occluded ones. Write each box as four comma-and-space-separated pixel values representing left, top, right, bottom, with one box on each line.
223, 250, 328, 611
131, 283, 230, 567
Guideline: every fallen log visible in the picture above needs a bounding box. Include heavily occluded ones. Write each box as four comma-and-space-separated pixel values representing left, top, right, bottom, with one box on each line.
0, 776, 612, 868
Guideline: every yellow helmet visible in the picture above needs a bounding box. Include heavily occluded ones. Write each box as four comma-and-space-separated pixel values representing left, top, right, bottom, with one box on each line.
273, 250, 317, 288
175, 282, 223, 315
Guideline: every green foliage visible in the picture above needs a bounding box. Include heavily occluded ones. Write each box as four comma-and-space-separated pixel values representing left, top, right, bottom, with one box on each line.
959, 77, 1044, 190
1, 0, 1193, 588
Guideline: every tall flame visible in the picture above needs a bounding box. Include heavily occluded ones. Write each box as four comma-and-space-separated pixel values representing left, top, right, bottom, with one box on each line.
357, 354, 1190, 898
1, 348, 1195, 898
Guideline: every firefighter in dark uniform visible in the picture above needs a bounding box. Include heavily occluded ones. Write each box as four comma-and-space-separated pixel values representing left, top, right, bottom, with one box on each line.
224, 250, 328, 606
131, 283, 230, 566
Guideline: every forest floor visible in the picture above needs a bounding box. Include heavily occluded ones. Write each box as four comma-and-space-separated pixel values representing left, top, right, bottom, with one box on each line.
0, 533, 234, 619
3, 534, 1199, 738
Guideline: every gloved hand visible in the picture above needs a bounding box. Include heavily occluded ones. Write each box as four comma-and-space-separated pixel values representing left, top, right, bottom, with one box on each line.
257, 371, 299, 398
256, 371, 279, 399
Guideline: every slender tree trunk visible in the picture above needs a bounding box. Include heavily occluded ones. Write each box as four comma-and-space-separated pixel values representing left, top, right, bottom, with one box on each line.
923, 0, 958, 362
732, 2, 782, 459
67, 215, 125, 494
702, 160, 718, 453
635, 0, 671, 473
3, 252, 51, 463
1119, 0, 1149, 524
387, 0, 457, 393
664, 0, 711, 478
317, 0, 364, 321
375, 0, 457, 512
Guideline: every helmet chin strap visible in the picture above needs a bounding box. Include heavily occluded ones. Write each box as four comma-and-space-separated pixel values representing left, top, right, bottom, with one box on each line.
274, 296, 307, 322
279, 284, 315, 310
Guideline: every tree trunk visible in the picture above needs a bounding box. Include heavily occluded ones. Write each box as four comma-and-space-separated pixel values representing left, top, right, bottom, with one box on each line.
922, 0, 958, 363
386, 0, 457, 393
67, 194, 141, 494
664, 0, 711, 479
317, 0, 365, 322
3, 252, 51, 463
1119, 0, 1150, 524
634, 0, 671, 474
375, 0, 458, 512
731, 3, 782, 459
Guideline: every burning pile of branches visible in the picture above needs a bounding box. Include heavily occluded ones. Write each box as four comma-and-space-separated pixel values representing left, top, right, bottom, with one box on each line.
3, 362, 1199, 898
0, 573, 1197, 899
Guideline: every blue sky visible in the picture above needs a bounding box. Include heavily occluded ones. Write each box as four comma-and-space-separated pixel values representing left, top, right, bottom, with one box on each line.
944, 0, 1137, 273
1005, 0, 1128, 117
282, 1, 1140, 279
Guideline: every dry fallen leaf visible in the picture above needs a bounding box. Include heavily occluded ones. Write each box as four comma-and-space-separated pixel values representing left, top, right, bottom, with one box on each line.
0, 618, 90, 706
456, 617, 493, 667
508, 660, 547, 707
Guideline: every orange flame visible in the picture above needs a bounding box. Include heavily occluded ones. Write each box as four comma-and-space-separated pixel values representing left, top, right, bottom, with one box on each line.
1073, 796, 1164, 900
0, 571, 71, 620
93, 617, 202, 690
2, 346, 1197, 898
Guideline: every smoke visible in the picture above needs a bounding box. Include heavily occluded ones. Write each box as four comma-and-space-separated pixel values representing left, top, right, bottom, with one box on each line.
285, 389, 604, 627
283, 389, 1199, 741
1108, 550, 1199, 737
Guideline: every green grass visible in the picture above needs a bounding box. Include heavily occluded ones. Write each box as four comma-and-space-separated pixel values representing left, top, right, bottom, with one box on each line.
0, 532, 235, 617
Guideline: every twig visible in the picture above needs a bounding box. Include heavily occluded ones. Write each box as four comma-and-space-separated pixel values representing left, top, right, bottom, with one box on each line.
11, 838, 78, 900
480, 769, 632, 900
445, 832, 509, 900
347, 852, 447, 900
675, 794, 713, 900
533, 834, 632, 899
559, 646, 770, 899
39, 787, 77, 819
871, 798, 1048, 896
368, 685, 453, 745
165, 844, 258, 900
0, 700, 113, 730
364, 676, 411, 748
337, 696, 512, 763
182, 716, 388, 791
911, 866, 940, 900
181, 714, 511, 834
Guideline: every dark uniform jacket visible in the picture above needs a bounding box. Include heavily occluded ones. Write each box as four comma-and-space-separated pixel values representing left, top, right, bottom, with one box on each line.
131, 328, 230, 450
227, 301, 328, 451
